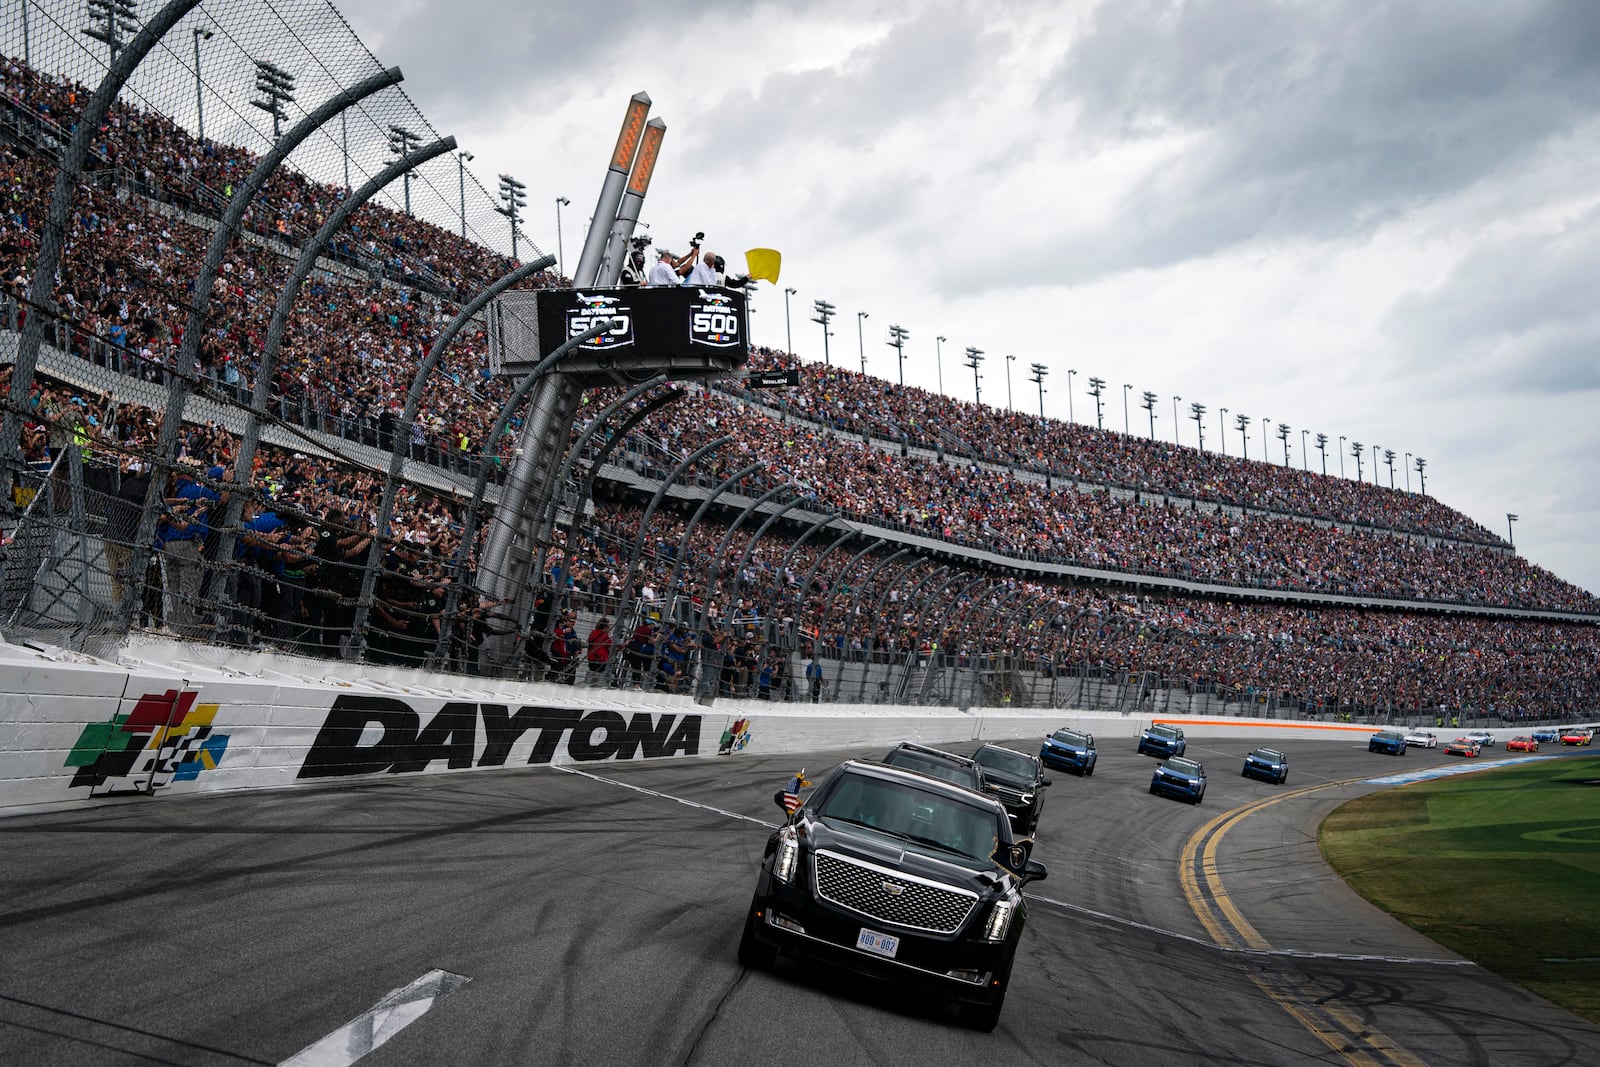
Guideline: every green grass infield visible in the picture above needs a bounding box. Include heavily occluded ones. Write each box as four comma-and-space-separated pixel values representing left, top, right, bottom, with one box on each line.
1320, 756, 1600, 1024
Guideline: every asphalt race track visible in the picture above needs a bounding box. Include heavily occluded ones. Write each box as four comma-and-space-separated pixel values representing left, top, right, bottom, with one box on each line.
3, 734, 1598, 1066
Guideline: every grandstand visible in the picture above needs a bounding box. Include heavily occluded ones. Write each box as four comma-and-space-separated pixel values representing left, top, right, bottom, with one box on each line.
1, 1, 1596, 726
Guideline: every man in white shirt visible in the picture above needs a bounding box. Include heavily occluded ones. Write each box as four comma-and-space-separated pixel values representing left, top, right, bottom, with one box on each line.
685, 249, 719, 286
648, 248, 684, 286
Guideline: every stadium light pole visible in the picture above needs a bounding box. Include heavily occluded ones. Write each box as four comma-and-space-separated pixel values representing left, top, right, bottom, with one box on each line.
83, 0, 139, 66
1415, 456, 1427, 495
1278, 423, 1291, 466
1507, 513, 1518, 547
1067, 368, 1076, 423
1219, 407, 1228, 455
1317, 433, 1329, 475
497, 173, 527, 260
813, 300, 835, 366
555, 196, 570, 279
456, 150, 474, 239
1172, 395, 1181, 444
1350, 439, 1364, 481
783, 287, 796, 355
252, 60, 297, 141
1087, 377, 1105, 429
936, 335, 947, 394
1384, 448, 1396, 488
1142, 390, 1158, 438
1302, 429, 1310, 471
1338, 434, 1346, 476
387, 125, 421, 214
1122, 383, 1132, 434
191, 25, 213, 144
1404, 451, 1412, 492
965, 347, 984, 405
1030, 363, 1048, 417
888, 324, 910, 387
1235, 412, 1250, 459
1005, 354, 1016, 410
340, 112, 350, 191
1370, 442, 1380, 485
1190, 401, 1206, 452
856, 310, 869, 374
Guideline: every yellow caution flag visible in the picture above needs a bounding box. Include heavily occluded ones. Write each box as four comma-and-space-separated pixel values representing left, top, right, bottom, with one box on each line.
745, 248, 782, 283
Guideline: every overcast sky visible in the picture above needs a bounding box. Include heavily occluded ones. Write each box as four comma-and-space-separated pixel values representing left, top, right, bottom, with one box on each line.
336, 0, 1600, 597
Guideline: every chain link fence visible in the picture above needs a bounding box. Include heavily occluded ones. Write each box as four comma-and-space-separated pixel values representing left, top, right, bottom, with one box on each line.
0, 3, 1593, 724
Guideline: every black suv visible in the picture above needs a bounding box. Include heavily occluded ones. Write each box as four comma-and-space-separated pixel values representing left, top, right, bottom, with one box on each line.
739, 759, 1048, 1030
971, 744, 1051, 835
880, 742, 988, 795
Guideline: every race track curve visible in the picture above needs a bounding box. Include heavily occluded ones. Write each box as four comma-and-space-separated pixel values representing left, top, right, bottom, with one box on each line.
2, 734, 1596, 1066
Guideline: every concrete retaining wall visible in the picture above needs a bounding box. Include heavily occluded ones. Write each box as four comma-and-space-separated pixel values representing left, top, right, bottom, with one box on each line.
0, 637, 1577, 815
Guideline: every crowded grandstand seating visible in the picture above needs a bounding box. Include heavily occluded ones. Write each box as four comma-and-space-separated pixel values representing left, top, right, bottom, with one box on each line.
600, 388, 1600, 613
1, 55, 1597, 721
721, 357, 1501, 547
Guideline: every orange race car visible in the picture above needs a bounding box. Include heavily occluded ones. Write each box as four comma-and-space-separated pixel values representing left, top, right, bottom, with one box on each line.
1560, 727, 1595, 746
1443, 737, 1482, 758
1505, 736, 1540, 753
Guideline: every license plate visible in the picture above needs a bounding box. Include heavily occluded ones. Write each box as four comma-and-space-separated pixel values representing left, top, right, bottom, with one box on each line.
856, 928, 899, 958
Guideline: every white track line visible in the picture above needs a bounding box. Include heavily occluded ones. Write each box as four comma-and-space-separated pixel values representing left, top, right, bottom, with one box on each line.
554, 764, 780, 828
279, 969, 470, 1067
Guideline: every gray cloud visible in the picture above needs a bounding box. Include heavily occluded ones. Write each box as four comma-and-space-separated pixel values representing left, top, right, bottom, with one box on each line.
332, 0, 754, 126
1023, 0, 1600, 278
1385, 205, 1600, 396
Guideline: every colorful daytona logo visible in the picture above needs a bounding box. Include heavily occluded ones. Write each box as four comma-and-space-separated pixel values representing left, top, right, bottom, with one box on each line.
65, 689, 229, 791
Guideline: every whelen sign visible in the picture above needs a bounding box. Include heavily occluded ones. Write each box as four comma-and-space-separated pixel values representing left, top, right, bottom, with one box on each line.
487, 286, 749, 379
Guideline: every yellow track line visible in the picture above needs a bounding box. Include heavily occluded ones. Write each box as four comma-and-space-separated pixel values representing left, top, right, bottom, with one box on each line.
1180, 779, 1428, 1067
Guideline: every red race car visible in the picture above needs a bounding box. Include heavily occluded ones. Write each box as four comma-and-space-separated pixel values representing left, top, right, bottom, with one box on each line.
1506, 736, 1540, 753
1443, 738, 1482, 758
1560, 728, 1594, 746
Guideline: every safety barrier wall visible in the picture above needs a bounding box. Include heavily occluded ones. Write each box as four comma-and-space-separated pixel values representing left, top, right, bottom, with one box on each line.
0, 639, 1577, 814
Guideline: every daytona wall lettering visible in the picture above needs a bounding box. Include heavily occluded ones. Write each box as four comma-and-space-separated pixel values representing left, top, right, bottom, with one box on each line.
297, 695, 701, 778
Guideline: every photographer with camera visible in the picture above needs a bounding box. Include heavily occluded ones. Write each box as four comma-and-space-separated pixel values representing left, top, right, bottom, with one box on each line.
649, 246, 691, 286
682, 230, 721, 287
649, 230, 705, 286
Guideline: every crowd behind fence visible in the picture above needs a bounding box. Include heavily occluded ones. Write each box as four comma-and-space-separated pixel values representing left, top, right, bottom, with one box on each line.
0, 13, 1596, 726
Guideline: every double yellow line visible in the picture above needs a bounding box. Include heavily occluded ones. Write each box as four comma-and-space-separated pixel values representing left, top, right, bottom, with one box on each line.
1179, 781, 1428, 1067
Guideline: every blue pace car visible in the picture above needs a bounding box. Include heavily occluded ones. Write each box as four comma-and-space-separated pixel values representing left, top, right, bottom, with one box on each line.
1150, 757, 1207, 804
1241, 747, 1288, 784
1368, 730, 1408, 756
1137, 724, 1187, 758
1040, 729, 1097, 776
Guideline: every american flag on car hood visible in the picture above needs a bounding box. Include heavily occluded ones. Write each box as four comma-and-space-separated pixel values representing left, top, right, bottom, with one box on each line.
782, 770, 810, 814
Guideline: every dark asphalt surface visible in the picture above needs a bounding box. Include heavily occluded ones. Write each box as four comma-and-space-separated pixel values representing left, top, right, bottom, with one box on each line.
2, 734, 1597, 1066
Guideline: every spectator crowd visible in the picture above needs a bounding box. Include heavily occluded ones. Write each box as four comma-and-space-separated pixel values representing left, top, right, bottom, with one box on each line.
1, 55, 1596, 720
